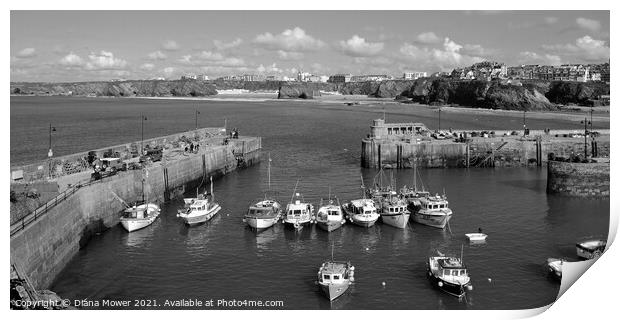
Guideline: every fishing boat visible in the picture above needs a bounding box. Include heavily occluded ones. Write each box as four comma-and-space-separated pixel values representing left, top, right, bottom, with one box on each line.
283, 181, 315, 230
316, 194, 346, 232
366, 167, 395, 201
120, 202, 161, 232
317, 245, 355, 301
401, 163, 453, 229
177, 176, 221, 226
118, 171, 161, 232
546, 258, 565, 280
427, 248, 473, 298
378, 193, 410, 229
342, 175, 380, 228
576, 239, 606, 260
243, 155, 282, 230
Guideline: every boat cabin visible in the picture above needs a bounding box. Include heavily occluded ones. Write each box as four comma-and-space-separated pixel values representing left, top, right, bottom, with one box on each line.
286, 200, 312, 219
183, 199, 210, 214
318, 262, 351, 285
420, 195, 449, 211
317, 205, 342, 221
348, 199, 377, 216
433, 257, 469, 281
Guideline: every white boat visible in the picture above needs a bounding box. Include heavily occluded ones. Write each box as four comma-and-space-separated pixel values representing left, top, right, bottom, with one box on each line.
401, 164, 453, 229
316, 196, 346, 232
465, 232, 488, 243
244, 197, 281, 229
317, 245, 355, 301
546, 258, 564, 280
120, 203, 161, 232
283, 181, 315, 230
342, 199, 379, 228
427, 251, 473, 298
177, 176, 221, 226
244, 155, 282, 230
378, 192, 410, 229
576, 239, 606, 260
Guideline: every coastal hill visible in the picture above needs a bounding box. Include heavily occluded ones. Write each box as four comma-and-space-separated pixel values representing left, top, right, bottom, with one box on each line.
11, 78, 609, 111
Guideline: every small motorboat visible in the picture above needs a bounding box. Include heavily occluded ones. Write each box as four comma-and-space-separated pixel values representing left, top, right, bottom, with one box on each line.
120, 202, 161, 232
427, 252, 473, 298
342, 199, 379, 228
317, 245, 355, 301
177, 177, 221, 226
316, 196, 346, 232
244, 197, 282, 230
465, 233, 488, 243
378, 193, 410, 229
283, 181, 314, 230
546, 258, 565, 280
576, 239, 606, 260
401, 164, 453, 229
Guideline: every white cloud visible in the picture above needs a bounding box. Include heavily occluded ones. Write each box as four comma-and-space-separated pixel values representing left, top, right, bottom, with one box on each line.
400, 37, 484, 71
85, 51, 127, 70
140, 63, 155, 71
277, 50, 304, 60
16, 48, 37, 58
542, 35, 609, 62
576, 18, 601, 32
59, 53, 84, 67
213, 38, 243, 50
253, 27, 325, 52
162, 67, 175, 75
462, 44, 494, 57
338, 35, 384, 57
518, 51, 562, 65
147, 50, 167, 60
178, 51, 246, 68
162, 40, 180, 51
416, 32, 441, 44
256, 63, 283, 74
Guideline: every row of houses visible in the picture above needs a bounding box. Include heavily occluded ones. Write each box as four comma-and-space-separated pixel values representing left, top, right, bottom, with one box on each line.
451, 61, 609, 83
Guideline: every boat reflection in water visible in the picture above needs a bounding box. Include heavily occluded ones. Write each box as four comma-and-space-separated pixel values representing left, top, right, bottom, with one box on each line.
124, 216, 160, 248
179, 214, 222, 250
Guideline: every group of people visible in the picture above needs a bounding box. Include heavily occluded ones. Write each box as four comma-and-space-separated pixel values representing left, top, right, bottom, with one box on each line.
184, 142, 200, 153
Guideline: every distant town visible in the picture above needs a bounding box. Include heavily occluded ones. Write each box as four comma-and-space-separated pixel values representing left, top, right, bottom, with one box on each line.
121, 61, 610, 84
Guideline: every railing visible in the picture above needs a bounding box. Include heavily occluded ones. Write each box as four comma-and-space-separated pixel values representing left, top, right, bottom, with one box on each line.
10, 178, 100, 237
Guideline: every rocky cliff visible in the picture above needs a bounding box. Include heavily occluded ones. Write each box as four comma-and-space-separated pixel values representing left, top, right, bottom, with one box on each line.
11, 80, 218, 97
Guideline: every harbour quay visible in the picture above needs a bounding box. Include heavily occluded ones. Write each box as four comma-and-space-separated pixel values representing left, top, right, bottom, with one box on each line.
361, 118, 610, 169
9, 127, 261, 290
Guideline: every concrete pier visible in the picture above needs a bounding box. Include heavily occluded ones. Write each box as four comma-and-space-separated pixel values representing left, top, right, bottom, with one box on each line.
9, 128, 261, 289
361, 119, 610, 168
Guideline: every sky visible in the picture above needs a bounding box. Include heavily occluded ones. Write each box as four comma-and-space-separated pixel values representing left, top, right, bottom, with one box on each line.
10, 10, 610, 82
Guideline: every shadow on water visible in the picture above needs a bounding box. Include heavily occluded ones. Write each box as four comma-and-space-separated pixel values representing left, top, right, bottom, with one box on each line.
79, 218, 109, 248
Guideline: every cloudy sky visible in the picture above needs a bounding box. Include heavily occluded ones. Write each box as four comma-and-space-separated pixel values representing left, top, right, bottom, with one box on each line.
10, 11, 610, 82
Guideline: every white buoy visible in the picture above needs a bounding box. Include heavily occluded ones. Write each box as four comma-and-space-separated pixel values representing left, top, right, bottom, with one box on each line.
487, 278, 492, 283
366, 247, 369, 251
382, 281, 386, 286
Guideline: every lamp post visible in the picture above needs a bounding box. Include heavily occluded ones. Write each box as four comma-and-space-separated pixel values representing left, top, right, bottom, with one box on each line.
48, 124, 56, 178
438, 107, 441, 132
140, 114, 147, 155
195, 109, 200, 130
522, 110, 526, 136
581, 117, 591, 159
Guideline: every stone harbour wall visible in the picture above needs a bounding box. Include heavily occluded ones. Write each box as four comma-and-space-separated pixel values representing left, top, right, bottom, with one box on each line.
546, 160, 610, 197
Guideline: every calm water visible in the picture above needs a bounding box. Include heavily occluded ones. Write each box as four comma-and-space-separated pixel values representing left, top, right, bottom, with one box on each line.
11, 96, 609, 309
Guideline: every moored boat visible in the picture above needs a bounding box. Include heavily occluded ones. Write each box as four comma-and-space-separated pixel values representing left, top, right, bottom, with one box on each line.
316, 195, 346, 232
400, 163, 453, 229
317, 245, 355, 301
465, 232, 488, 243
120, 202, 161, 232
377, 192, 410, 229
177, 176, 221, 226
342, 199, 379, 228
283, 181, 314, 230
546, 258, 564, 280
427, 250, 473, 298
243, 155, 282, 230
576, 239, 606, 260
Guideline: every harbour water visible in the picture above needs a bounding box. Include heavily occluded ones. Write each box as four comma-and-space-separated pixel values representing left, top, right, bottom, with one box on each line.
11, 96, 609, 309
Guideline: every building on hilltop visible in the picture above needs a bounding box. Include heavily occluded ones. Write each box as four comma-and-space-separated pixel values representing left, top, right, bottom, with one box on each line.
181, 74, 197, 80
328, 74, 352, 83
403, 72, 427, 80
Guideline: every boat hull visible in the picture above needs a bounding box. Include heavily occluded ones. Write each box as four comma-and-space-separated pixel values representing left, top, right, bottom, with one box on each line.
381, 213, 410, 229
319, 283, 349, 301
283, 219, 312, 230
412, 212, 451, 228
316, 220, 344, 232
120, 217, 156, 232
245, 216, 278, 230
348, 216, 377, 228
427, 270, 469, 298
180, 204, 221, 226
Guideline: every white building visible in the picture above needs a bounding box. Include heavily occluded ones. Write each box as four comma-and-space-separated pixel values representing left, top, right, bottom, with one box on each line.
403, 72, 427, 80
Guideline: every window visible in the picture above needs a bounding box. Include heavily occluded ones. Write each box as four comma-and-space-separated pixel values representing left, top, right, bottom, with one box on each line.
333, 275, 340, 280
294, 210, 301, 215
389, 207, 394, 212
323, 275, 330, 280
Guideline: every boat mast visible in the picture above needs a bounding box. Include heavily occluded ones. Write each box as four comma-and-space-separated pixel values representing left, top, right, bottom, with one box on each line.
413, 162, 417, 192
460, 244, 464, 263
290, 179, 299, 203
210, 176, 214, 201
331, 242, 334, 262
268, 152, 271, 190
360, 174, 366, 199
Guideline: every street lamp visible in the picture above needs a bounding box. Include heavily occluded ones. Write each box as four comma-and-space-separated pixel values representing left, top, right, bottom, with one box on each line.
438, 107, 441, 132
140, 114, 147, 155
195, 109, 200, 130
522, 110, 527, 136
48, 123, 56, 158
581, 117, 591, 159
